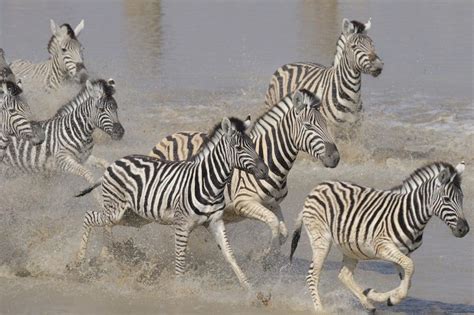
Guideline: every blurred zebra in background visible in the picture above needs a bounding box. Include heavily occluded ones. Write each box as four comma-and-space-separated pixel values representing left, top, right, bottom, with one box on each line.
290, 162, 469, 312
1, 79, 123, 184
149, 90, 340, 257
0, 80, 44, 161
264, 18, 383, 125
0, 48, 16, 83
10, 19, 87, 92
74, 117, 268, 289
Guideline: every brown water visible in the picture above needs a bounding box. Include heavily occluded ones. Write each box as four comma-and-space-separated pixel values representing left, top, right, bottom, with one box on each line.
0, 1, 473, 314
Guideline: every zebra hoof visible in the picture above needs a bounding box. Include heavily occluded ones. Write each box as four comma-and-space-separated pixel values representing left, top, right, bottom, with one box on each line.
367, 308, 376, 314
387, 298, 394, 306
363, 288, 373, 297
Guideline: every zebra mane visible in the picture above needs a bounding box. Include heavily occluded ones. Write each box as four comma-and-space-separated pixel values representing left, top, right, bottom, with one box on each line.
47, 23, 77, 53
191, 117, 246, 161
54, 79, 114, 117
391, 162, 461, 192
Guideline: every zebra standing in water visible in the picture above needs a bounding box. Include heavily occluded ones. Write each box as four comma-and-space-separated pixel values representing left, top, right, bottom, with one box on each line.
10, 19, 87, 92
1, 79, 123, 184
0, 81, 45, 160
74, 117, 268, 289
264, 18, 383, 125
149, 90, 340, 256
290, 162, 469, 312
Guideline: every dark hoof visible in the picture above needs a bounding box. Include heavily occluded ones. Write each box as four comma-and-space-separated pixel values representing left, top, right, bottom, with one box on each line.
367, 308, 376, 314
387, 297, 393, 306
363, 288, 372, 297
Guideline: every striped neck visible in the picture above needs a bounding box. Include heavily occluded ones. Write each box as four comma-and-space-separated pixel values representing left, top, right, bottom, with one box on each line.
333, 50, 362, 107
194, 129, 233, 198
46, 37, 68, 89
250, 97, 298, 185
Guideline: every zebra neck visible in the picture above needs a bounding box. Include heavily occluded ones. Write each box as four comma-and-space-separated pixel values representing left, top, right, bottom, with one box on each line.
402, 180, 436, 236
332, 34, 345, 66
64, 98, 95, 138
196, 132, 232, 198
47, 54, 67, 89
251, 100, 298, 184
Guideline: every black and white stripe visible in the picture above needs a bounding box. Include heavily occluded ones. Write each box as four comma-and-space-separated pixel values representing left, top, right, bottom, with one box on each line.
149, 90, 340, 256
0, 80, 44, 161
264, 18, 383, 125
10, 20, 87, 92
290, 162, 469, 312
74, 117, 268, 289
1, 79, 123, 184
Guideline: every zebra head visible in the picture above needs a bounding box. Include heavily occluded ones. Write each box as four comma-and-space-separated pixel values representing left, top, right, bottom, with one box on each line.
431, 162, 469, 238
86, 79, 124, 141
291, 90, 339, 168
333, 18, 371, 66
222, 116, 268, 179
342, 18, 383, 77
0, 80, 45, 145
49, 19, 87, 83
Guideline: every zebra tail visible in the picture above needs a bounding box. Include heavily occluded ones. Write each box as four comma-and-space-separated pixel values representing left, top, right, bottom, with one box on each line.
75, 181, 101, 197
290, 211, 304, 263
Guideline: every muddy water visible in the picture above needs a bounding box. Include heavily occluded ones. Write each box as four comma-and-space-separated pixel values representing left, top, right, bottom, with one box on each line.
0, 0, 473, 314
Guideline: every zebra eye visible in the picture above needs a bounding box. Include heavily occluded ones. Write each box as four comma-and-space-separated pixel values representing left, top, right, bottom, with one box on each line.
443, 196, 451, 203
351, 44, 357, 49
98, 107, 105, 113
235, 145, 243, 150
61, 48, 67, 52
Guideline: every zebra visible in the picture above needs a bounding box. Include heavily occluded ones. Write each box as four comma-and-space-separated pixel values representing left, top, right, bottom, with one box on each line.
332, 19, 371, 66
74, 117, 269, 289
149, 90, 340, 257
0, 48, 16, 83
10, 19, 87, 92
1, 79, 124, 185
0, 80, 45, 161
264, 18, 383, 125
290, 162, 469, 312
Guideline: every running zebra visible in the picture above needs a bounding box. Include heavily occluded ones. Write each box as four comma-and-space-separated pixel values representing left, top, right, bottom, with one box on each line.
0, 49, 16, 83
10, 19, 87, 92
149, 90, 340, 256
0, 80, 45, 160
264, 18, 383, 125
74, 117, 268, 289
290, 162, 469, 312
1, 79, 124, 184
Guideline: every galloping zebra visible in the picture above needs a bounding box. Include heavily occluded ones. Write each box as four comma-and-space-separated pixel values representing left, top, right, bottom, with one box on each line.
1, 79, 124, 184
149, 90, 340, 256
0, 80, 45, 161
10, 19, 87, 92
290, 162, 469, 312
264, 18, 383, 125
74, 117, 268, 289
0, 49, 16, 83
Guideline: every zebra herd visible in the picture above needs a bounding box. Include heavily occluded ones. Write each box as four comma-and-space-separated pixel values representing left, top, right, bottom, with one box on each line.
0, 18, 469, 313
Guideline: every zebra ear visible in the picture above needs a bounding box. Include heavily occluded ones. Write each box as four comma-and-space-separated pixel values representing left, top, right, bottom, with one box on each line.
342, 18, 355, 36
74, 19, 85, 37
365, 18, 372, 31
243, 115, 253, 131
50, 19, 59, 35
437, 168, 452, 186
293, 90, 306, 114
221, 117, 233, 136
85, 80, 93, 92
0, 48, 4, 57
16, 79, 22, 89
107, 78, 115, 87
455, 162, 465, 175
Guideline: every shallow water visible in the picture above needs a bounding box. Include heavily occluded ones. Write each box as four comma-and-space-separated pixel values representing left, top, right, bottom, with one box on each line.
0, 0, 473, 314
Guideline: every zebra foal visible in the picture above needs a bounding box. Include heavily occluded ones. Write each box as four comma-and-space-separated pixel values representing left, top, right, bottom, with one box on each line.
10, 19, 87, 92
1, 79, 123, 184
290, 162, 469, 312
74, 117, 268, 289
149, 90, 340, 257
265, 18, 383, 125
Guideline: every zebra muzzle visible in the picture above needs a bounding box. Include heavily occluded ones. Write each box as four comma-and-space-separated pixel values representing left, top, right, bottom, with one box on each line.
252, 160, 269, 180
452, 219, 469, 238
110, 123, 125, 140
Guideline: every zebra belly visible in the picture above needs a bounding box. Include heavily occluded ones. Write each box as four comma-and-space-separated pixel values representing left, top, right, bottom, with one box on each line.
335, 241, 377, 260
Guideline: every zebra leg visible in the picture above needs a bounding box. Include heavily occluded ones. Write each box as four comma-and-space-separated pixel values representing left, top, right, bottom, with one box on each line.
56, 154, 100, 201
174, 223, 191, 277
76, 210, 109, 264
235, 200, 282, 255
306, 230, 331, 312
364, 243, 414, 306
86, 155, 110, 169
272, 204, 288, 245
99, 226, 114, 261
338, 255, 375, 311
208, 218, 250, 290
